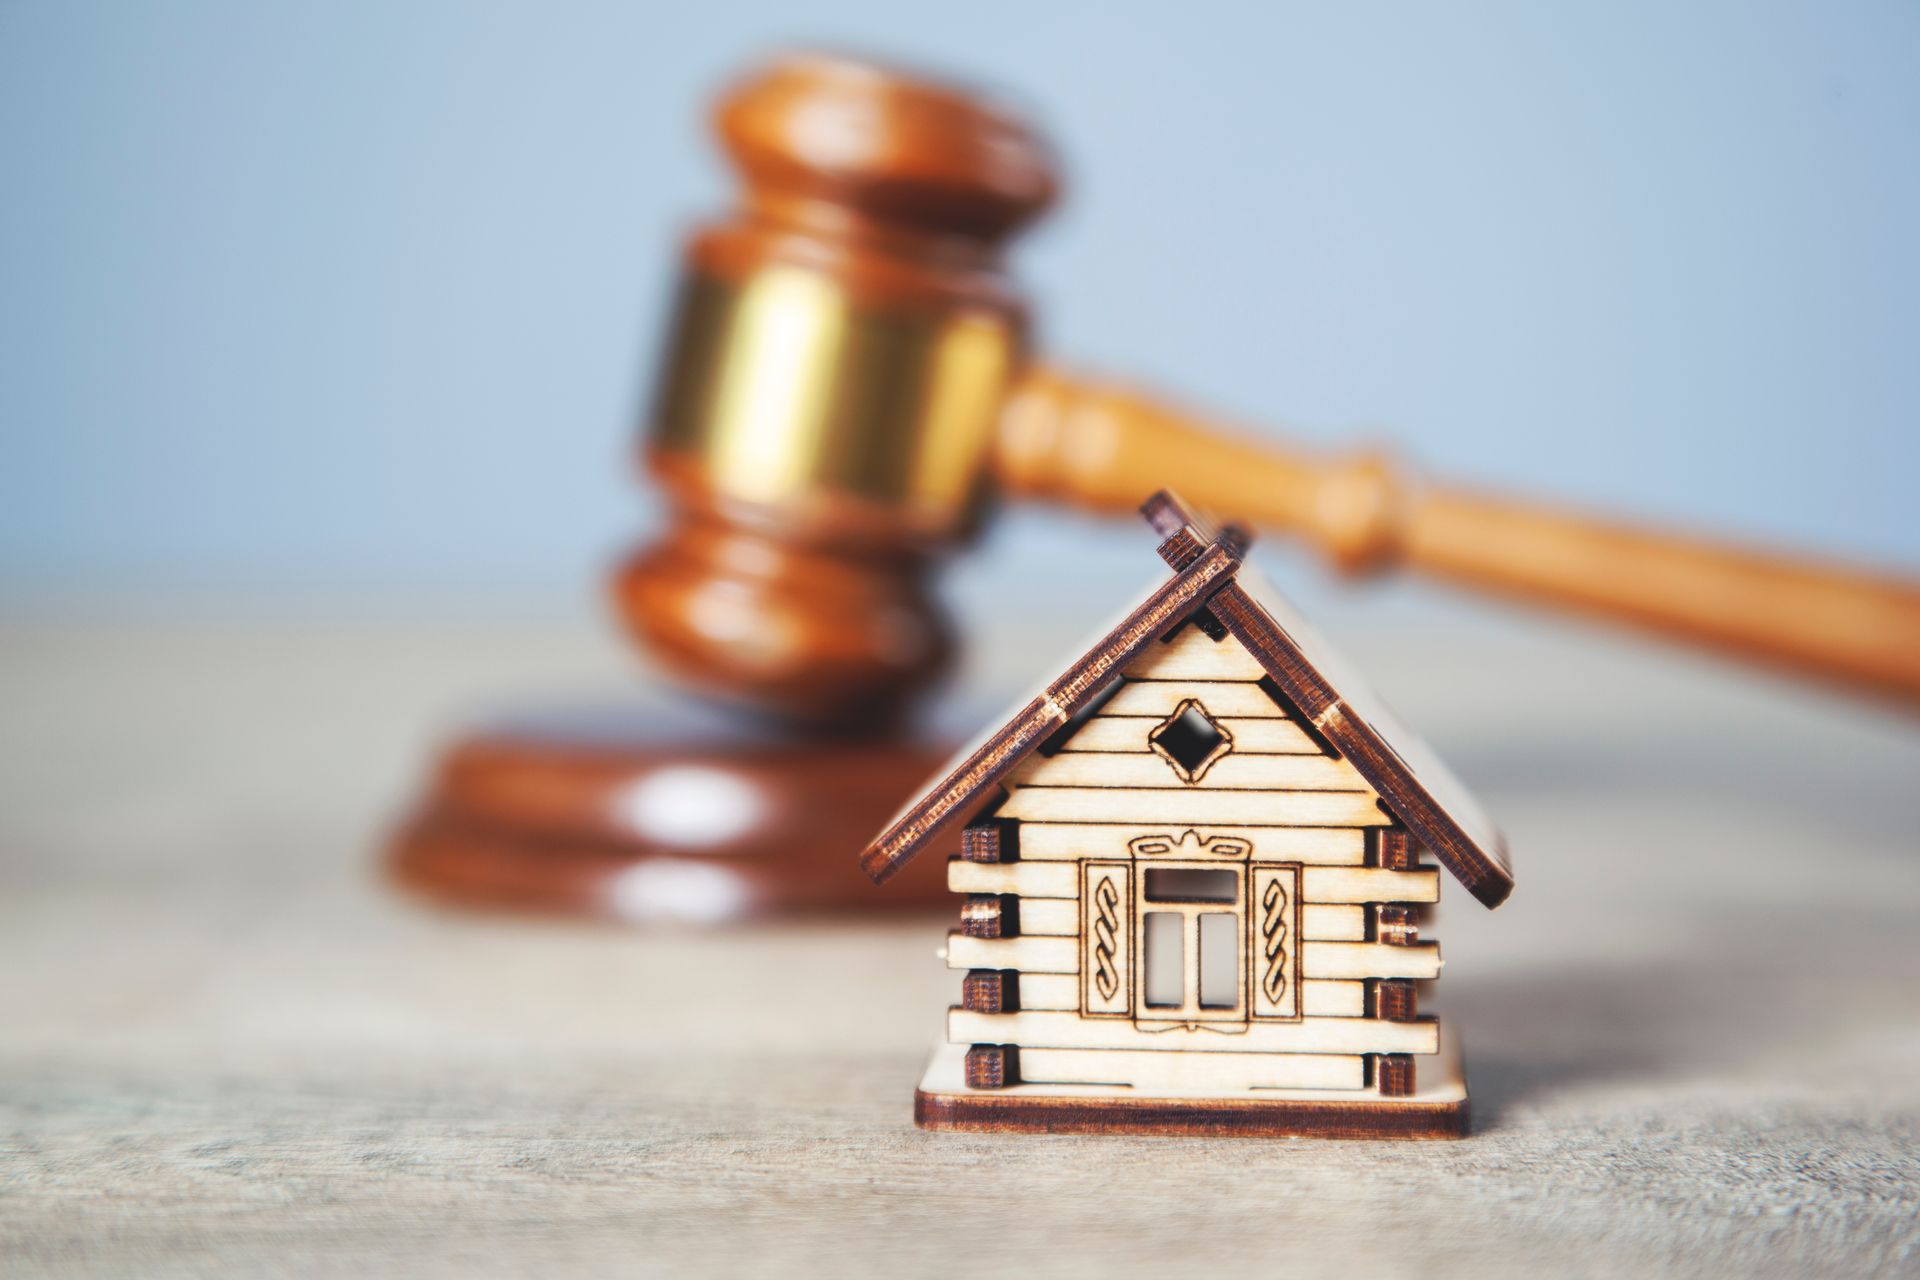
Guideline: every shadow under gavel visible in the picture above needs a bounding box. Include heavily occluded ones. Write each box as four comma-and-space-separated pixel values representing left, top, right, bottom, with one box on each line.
618, 51, 1920, 728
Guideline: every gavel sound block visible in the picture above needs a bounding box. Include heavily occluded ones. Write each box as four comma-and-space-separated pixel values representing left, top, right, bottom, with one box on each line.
390, 51, 1920, 926
388, 700, 958, 920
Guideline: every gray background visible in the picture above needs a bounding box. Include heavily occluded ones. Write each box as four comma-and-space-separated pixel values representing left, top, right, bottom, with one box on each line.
2, 0, 1916, 624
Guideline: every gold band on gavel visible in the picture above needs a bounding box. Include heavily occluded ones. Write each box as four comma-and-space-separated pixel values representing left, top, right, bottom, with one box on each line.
649, 266, 1019, 540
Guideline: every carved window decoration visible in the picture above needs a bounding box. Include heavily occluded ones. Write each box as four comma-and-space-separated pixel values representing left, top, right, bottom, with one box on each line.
1095, 839, 1297, 1024
1249, 863, 1302, 1020
1128, 829, 1252, 860
1081, 862, 1132, 1017
1149, 698, 1232, 783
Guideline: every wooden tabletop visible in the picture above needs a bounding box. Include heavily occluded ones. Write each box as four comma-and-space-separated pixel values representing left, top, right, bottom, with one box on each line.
3, 608, 1917, 1277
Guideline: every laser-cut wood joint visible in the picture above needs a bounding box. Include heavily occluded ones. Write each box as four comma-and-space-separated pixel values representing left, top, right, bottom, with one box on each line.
959, 895, 1019, 938
861, 491, 1514, 1138
1375, 905, 1419, 946
1373, 979, 1418, 1023
962, 970, 1018, 1014
961, 823, 1012, 864
1377, 829, 1419, 871
964, 1045, 1017, 1089
1376, 1054, 1416, 1098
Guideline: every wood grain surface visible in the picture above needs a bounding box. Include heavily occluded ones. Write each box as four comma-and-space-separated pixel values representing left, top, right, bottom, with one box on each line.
1000, 366, 1920, 706
2, 614, 1917, 1277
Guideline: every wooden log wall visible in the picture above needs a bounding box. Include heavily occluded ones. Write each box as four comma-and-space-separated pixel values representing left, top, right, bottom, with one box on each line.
944, 625, 1450, 1096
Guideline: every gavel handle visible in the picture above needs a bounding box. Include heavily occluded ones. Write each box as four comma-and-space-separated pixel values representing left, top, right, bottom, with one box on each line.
996, 365, 1920, 707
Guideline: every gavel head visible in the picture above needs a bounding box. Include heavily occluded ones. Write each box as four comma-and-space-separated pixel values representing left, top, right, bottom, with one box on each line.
615, 53, 1058, 730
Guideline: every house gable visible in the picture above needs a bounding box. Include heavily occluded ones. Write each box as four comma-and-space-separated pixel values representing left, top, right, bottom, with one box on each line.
859, 491, 1513, 910
1004, 623, 1383, 821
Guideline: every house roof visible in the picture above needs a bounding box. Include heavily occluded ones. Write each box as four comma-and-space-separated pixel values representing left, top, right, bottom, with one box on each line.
858, 491, 1514, 909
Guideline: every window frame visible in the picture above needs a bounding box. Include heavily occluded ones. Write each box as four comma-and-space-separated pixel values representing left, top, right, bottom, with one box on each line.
1132, 859, 1248, 1025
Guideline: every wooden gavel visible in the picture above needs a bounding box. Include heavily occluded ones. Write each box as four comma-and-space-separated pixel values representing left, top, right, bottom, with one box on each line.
615, 52, 1920, 728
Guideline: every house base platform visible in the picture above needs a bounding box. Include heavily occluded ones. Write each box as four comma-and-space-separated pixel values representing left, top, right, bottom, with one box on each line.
914, 1021, 1469, 1139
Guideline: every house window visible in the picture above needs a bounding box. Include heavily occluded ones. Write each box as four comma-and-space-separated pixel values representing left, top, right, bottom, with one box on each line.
1148, 699, 1232, 782
1143, 867, 1236, 901
1137, 861, 1245, 1020
1142, 912, 1183, 1007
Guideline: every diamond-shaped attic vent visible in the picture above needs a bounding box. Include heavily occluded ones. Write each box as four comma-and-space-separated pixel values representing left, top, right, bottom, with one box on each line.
1150, 699, 1232, 783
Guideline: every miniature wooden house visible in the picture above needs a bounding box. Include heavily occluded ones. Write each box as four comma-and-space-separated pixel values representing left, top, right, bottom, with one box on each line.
858, 492, 1513, 1138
